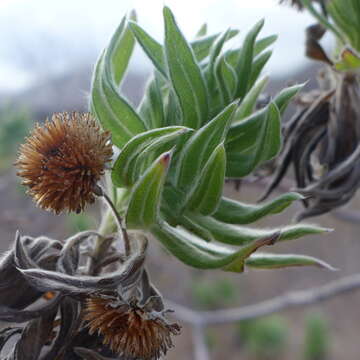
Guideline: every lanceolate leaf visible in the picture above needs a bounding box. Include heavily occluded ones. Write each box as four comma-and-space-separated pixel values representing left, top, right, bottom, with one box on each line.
164, 6, 208, 128
236, 19, 264, 98
109, 11, 137, 85
191, 30, 239, 62
226, 103, 281, 177
245, 253, 335, 270
91, 52, 146, 148
151, 221, 280, 272
235, 76, 268, 121
139, 76, 166, 129
129, 22, 167, 77
129, 128, 191, 185
254, 34, 278, 56
126, 152, 171, 229
213, 192, 304, 224
187, 143, 226, 215
92, 54, 134, 147
248, 50, 272, 90
206, 29, 233, 89
215, 54, 238, 105
188, 213, 331, 246
195, 23, 208, 38
176, 101, 237, 191
273, 83, 304, 115
112, 126, 189, 187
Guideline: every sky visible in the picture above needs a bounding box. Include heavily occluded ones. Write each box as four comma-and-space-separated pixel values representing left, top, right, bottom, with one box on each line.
0, 0, 316, 92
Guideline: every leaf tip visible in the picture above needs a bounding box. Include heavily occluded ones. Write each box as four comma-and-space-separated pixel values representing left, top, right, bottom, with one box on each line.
160, 151, 172, 167
129, 9, 137, 21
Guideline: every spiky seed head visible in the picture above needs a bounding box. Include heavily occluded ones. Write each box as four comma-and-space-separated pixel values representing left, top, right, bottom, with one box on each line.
84, 297, 181, 360
15, 112, 113, 214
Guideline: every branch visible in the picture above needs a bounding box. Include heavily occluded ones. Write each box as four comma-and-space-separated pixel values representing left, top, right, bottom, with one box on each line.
167, 273, 360, 326
192, 324, 211, 360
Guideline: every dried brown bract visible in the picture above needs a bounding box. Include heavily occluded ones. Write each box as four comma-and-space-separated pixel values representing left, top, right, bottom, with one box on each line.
261, 70, 360, 220
16, 112, 113, 214
84, 296, 181, 360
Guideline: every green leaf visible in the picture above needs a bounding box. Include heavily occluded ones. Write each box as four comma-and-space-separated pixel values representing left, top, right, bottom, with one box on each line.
215, 54, 238, 105
176, 101, 237, 191
151, 220, 280, 272
126, 152, 171, 229
236, 19, 264, 98
164, 6, 208, 128
195, 23, 207, 38
226, 103, 281, 177
189, 212, 331, 246
245, 253, 335, 270
328, 0, 360, 51
213, 192, 304, 224
206, 29, 233, 85
91, 54, 146, 148
178, 213, 214, 242
187, 143, 226, 215
112, 126, 189, 187
109, 11, 137, 85
139, 76, 165, 129
191, 30, 239, 62
254, 34, 278, 56
248, 50, 272, 90
130, 128, 191, 185
129, 22, 167, 77
273, 83, 304, 115
235, 76, 268, 121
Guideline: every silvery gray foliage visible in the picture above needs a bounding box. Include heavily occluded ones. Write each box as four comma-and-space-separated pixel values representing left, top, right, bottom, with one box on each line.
0, 230, 155, 360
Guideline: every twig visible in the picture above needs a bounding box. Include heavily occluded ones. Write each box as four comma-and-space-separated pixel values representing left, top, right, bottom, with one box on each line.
192, 324, 211, 360
332, 208, 360, 224
167, 273, 360, 326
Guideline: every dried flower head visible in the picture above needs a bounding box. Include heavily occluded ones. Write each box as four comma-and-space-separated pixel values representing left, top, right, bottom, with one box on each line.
84, 296, 181, 360
16, 112, 113, 213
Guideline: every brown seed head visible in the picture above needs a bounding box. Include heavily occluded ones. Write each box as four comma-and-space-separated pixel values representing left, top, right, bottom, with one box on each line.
84, 297, 181, 360
15, 112, 113, 214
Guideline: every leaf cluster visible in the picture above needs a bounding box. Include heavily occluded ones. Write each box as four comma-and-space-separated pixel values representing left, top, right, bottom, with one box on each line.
90, 7, 333, 273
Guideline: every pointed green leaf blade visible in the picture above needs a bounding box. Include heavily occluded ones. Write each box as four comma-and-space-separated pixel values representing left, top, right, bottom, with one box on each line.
176, 101, 237, 191
187, 143, 226, 215
226, 102, 281, 177
100, 74, 147, 138
189, 212, 332, 246
248, 50, 272, 90
235, 76, 268, 121
273, 83, 304, 115
245, 253, 336, 270
195, 23, 208, 38
236, 19, 264, 98
151, 221, 279, 272
213, 192, 304, 224
164, 6, 208, 128
126, 152, 171, 229
109, 11, 137, 86
254, 34, 278, 56
139, 76, 166, 129
112, 126, 190, 187
129, 22, 167, 77
91, 54, 133, 147
191, 30, 239, 62
214, 54, 238, 105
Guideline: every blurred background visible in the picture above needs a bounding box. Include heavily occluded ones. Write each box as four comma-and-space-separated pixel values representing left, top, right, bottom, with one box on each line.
1, 0, 359, 359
